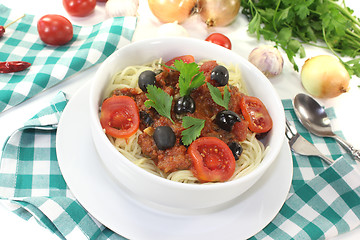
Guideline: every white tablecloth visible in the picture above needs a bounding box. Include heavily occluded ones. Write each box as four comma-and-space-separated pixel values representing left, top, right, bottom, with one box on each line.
0, 0, 359, 239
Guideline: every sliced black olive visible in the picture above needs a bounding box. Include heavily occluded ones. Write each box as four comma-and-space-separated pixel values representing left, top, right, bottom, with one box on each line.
215, 110, 241, 131
138, 70, 156, 92
140, 111, 153, 126
153, 126, 176, 150
174, 95, 195, 115
211, 65, 229, 86
228, 142, 243, 160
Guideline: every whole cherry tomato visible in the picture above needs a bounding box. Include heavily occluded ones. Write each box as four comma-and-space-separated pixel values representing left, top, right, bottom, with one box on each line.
63, 0, 96, 17
240, 96, 273, 133
100, 95, 140, 139
188, 137, 236, 183
37, 14, 73, 46
205, 33, 232, 50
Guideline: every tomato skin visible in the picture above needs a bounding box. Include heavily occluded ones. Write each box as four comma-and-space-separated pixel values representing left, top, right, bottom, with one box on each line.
205, 33, 232, 50
164, 55, 195, 71
63, 0, 96, 17
240, 96, 273, 133
188, 137, 236, 183
37, 14, 73, 46
100, 95, 140, 138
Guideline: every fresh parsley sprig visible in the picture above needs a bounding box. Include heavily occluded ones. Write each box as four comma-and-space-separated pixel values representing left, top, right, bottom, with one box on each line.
144, 85, 174, 124
173, 60, 205, 96
181, 116, 205, 146
206, 82, 230, 110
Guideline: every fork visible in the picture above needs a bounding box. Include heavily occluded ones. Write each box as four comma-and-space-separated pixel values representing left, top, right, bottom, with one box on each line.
285, 119, 335, 165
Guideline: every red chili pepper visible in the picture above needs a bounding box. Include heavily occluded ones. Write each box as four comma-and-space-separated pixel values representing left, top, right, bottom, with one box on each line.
0, 61, 31, 73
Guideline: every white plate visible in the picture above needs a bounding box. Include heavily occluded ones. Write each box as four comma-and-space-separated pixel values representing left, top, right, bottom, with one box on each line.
56, 84, 293, 240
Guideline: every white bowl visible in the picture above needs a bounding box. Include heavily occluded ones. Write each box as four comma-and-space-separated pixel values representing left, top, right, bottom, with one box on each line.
89, 37, 285, 210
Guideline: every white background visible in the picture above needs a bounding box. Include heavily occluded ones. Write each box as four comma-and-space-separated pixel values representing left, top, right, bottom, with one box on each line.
0, 0, 360, 239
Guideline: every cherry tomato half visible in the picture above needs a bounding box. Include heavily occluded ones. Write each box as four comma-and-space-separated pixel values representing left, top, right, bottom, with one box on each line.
100, 95, 140, 138
37, 14, 73, 46
205, 33, 232, 50
164, 55, 195, 71
240, 96, 273, 133
63, 0, 96, 17
188, 137, 236, 183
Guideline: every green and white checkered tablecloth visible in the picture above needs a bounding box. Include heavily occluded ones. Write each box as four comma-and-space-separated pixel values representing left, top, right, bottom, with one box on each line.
0, 4, 137, 112
0, 97, 360, 239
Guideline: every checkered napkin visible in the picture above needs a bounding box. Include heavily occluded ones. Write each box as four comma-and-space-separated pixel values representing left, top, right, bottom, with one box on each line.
252, 99, 360, 240
0, 92, 125, 240
0, 4, 137, 113
1, 97, 360, 240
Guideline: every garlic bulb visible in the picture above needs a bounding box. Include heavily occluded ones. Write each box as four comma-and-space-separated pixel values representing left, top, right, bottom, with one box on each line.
157, 22, 189, 37
105, 0, 139, 17
248, 45, 284, 78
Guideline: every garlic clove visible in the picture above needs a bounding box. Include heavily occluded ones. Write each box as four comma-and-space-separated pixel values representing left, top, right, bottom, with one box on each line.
105, 0, 139, 18
157, 21, 189, 37
248, 45, 284, 78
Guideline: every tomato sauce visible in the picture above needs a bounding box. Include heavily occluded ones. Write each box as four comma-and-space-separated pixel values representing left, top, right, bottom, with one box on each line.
112, 61, 249, 173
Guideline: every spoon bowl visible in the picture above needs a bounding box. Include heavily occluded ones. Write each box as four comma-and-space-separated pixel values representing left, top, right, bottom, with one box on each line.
293, 93, 360, 161
293, 94, 333, 137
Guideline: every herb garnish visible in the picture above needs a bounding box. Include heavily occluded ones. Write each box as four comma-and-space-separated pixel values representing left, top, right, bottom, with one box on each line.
174, 60, 205, 96
241, 0, 360, 77
181, 116, 205, 146
146, 60, 231, 145
144, 85, 174, 123
206, 82, 230, 110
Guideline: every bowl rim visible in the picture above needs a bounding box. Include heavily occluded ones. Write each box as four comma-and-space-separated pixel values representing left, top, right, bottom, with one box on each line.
89, 37, 286, 190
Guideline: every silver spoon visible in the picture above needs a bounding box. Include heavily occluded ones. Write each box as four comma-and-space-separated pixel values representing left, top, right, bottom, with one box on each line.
293, 93, 360, 161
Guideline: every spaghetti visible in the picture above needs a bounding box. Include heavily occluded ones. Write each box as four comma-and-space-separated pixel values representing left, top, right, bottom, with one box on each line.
103, 59, 267, 184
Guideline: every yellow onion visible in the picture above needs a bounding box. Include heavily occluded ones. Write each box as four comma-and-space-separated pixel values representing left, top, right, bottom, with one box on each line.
301, 55, 350, 98
198, 0, 241, 27
148, 0, 197, 23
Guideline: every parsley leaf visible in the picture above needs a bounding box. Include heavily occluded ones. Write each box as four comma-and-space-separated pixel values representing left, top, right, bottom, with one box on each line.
174, 60, 205, 97
206, 82, 230, 110
181, 116, 205, 146
144, 85, 174, 123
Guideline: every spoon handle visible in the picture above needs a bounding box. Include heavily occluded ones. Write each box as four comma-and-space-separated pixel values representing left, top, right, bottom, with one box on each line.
333, 135, 360, 161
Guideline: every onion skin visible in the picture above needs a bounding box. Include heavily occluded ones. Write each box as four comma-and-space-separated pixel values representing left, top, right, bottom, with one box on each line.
301, 55, 350, 98
148, 0, 197, 23
198, 0, 241, 27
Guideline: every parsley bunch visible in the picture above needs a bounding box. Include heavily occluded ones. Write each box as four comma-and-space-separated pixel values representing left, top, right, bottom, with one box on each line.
241, 0, 360, 77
